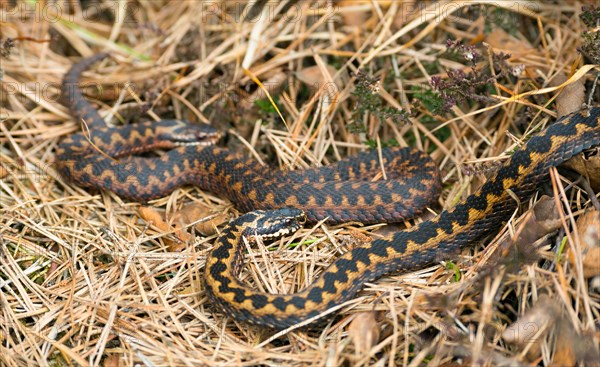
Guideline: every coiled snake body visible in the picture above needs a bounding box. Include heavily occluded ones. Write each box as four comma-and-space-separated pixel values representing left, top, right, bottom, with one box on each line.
57, 54, 441, 224
57, 54, 600, 329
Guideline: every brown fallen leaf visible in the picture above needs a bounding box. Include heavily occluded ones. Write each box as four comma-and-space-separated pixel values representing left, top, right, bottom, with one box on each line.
338, 0, 370, 28
504, 295, 600, 365
551, 320, 577, 367
550, 74, 585, 118
0, 164, 8, 179
138, 202, 229, 251
392, 1, 418, 30
103, 353, 121, 367
567, 209, 600, 278
484, 27, 544, 84
348, 312, 380, 357
138, 206, 189, 251
484, 28, 537, 59
491, 195, 561, 273
563, 153, 600, 191
502, 294, 560, 362
295, 64, 345, 91
337, 230, 372, 249
170, 203, 228, 236
550, 318, 600, 367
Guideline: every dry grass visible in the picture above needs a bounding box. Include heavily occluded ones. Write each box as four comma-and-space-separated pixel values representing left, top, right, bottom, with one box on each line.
1, 1, 599, 366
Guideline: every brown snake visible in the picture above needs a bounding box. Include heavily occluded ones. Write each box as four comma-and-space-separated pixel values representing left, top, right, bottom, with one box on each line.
56, 54, 600, 329
56, 53, 441, 224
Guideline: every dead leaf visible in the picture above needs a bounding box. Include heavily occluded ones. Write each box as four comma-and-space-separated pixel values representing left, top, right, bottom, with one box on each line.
0, 164, 7, 179
526, 195, 563, 233
138, 206, 189, 251
348, 312, 380, 357
138, 206, 170, 232
551, 323, 577, 367
567, 209, 600, 278
170, 203, 228, 236
392, 1, 418, 30
550, 318, 600, 366
563, 154, 600, 190
337, 230, 372, 249
484, 27, 541, 83
550, 74, 585, 118
502, 294, 560, 361
103, 354, 121, 367
492, 196, 561, 273
296, 64, 345, 91
485, 28, 536, 58
338, 0, 370, 28
138, 204, 228, 251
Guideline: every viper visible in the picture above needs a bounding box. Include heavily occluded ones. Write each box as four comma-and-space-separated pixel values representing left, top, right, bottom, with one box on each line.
205, 108, 600, 329
57, 54, 600, 329
56, 53, 441, 224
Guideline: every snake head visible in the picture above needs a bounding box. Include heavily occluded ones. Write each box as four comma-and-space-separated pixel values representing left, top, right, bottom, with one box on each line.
156, 120, 221, 147
243, 208, 307, 240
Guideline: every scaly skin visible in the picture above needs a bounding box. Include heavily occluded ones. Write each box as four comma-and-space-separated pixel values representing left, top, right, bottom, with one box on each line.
56, 54, 441, 224
204, 108, 600, 328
